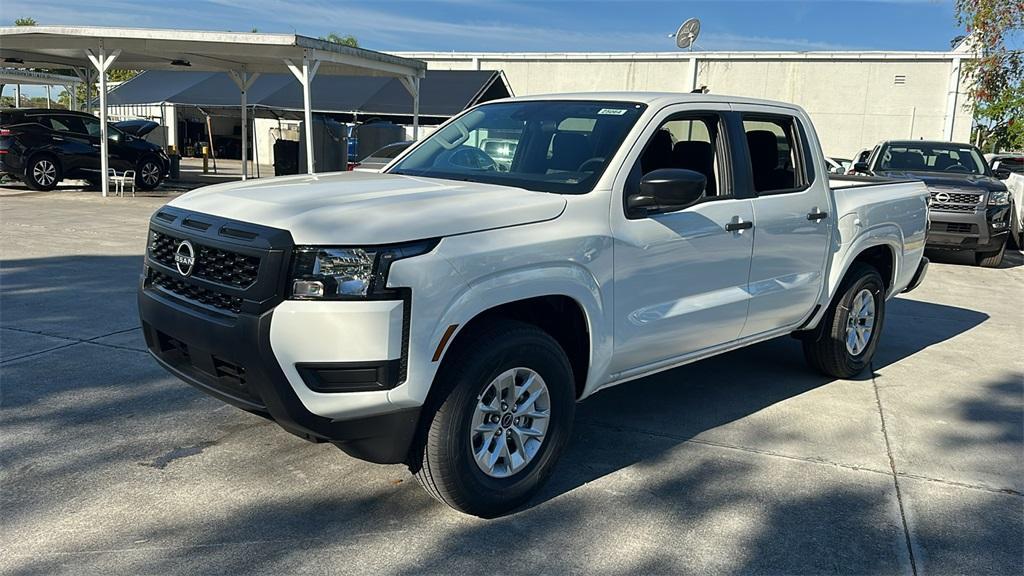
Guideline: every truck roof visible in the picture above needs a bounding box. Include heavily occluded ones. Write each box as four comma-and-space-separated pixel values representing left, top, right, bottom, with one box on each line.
493, 91, 805, 111
880, 139, 976, 148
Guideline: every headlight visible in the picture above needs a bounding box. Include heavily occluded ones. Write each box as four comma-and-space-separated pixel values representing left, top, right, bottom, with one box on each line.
289, 240, 437, 300
988, 190, 1011, 205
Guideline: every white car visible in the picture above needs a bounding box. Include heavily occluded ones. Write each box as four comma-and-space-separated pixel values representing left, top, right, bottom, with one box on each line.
139, 92, 929, 517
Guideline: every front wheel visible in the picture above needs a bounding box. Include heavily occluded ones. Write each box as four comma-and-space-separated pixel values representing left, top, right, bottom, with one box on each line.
803, 263, 885, 378
135, 158, 164, 191
412, 320, 575, 518
975, 240, 1006, 268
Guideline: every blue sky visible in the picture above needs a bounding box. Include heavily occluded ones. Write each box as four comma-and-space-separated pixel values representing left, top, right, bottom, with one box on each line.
3, 0, 969, 53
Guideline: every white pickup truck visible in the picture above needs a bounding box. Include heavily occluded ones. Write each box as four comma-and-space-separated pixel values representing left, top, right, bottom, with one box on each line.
138, 93, 929, 517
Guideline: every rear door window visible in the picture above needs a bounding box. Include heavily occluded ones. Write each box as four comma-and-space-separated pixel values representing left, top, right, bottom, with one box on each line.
741, 115, 813, 194
47, 116, 89, 134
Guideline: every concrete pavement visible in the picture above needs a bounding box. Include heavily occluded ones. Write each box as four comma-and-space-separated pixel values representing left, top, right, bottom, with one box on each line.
1, 191, 1021, 575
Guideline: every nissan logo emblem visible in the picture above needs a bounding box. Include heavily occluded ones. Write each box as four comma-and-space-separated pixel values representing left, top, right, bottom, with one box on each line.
174, 240, 196, 277
934, 192, 951, 203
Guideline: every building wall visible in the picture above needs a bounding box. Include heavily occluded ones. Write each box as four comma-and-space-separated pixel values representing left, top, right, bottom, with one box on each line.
396, 52, 974, 159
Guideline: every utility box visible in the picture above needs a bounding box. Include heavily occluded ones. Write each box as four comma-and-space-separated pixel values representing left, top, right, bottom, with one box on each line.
355, 121, 405, 161
273, 139, 300, 176
298, 115, 348, 173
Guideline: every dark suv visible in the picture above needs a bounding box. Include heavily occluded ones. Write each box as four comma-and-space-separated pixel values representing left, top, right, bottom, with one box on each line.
0, 108, 169, 191
855, 140, 1014, 267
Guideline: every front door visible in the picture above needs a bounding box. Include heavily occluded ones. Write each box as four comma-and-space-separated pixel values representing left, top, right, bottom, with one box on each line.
736, 110, 832, 337
611, 107, 754, 374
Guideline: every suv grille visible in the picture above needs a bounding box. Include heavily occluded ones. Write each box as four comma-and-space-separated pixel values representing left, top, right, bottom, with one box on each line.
149, 269, 244, 313
149, 231, 260, 289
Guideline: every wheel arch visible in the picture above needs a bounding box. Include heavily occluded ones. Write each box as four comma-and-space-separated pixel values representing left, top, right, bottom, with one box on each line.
23, 150, 63, 178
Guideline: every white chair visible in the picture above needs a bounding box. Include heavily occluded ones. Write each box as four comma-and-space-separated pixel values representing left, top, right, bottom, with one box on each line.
108, 169, 137, 197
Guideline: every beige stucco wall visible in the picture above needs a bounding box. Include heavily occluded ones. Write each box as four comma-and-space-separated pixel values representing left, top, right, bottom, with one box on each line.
399, 52, 973, 159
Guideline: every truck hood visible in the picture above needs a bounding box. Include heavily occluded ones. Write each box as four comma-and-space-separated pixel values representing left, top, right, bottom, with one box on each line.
875, 170, 1007, 193
168, 171, 567, 245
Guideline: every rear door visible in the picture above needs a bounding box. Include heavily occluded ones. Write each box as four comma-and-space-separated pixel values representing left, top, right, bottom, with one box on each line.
44, 115, 98, 174
610, 105, 755, 374
734, 107, 832, 337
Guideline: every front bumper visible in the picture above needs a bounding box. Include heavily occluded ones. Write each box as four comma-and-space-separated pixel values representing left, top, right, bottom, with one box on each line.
927, 205, 1011, 252
138, 207, 420, 464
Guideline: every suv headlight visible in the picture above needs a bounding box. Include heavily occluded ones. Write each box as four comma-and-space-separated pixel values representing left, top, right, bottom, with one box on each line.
289, 240, 437, 300
988, 190, 1011, 206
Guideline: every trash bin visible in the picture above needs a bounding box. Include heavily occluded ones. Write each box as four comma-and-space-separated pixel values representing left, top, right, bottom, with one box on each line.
168, 154, 181, 180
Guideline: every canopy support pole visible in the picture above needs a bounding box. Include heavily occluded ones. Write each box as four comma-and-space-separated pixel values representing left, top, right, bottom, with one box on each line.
285, 54, 320, 175
400, 75, 421, 140
72, 67, 89, 113
87, 42, 121, 198
229, 69, 260, 180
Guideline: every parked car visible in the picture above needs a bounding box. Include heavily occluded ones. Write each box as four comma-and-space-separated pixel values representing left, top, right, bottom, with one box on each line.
138, 93, 929, 517
847, 148, 874, 174
825, 156, 852, 174
352, 140, 413, 171
853, 140, 1013, 267
0, 108, 169, 191
986, 152, 1024, 176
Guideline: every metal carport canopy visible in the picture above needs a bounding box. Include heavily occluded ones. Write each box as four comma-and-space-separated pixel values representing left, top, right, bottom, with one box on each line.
0, 26, 427, 195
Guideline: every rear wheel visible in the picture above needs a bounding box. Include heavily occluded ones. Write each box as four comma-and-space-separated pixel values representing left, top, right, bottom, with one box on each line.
975, 240, 1006, 268
803, 263, 885, 378
412, 320, 575, 518
24, 155, 61, 191
135, 158, 164, 191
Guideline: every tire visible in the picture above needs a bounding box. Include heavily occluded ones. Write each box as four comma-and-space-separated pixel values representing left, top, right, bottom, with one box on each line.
24, 155, 61, 191
975, 240, 1006, 268
412, 320, 575, 518
803, 263, 885, 379
135, 158, 164, 191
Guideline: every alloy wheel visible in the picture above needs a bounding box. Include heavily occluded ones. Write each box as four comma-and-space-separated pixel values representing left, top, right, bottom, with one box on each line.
33, 160, 57, 187
469, 367, 551, 478
845, 288, 876, 356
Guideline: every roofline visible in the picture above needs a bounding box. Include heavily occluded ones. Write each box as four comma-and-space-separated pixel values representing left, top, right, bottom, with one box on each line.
0, 68, 81, 85
0, 25, 426, 76
393, 50, 973, 62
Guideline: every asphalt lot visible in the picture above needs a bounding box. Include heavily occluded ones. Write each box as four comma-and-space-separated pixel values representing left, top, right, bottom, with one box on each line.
1, 188, 1022, 576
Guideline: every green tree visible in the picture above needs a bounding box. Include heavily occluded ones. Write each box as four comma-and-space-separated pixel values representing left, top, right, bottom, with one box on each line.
320, 33, 358, 47
14, 17, 37, 26
954, 0, 1023, 152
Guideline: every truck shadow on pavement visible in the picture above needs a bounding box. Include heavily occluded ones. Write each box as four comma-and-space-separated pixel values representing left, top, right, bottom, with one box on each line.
537, 295, 989, 507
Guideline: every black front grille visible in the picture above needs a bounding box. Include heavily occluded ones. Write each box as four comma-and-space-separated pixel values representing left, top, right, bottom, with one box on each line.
150, 269, 244, 313
929, 190, 982, 211
149, 231, 260, 289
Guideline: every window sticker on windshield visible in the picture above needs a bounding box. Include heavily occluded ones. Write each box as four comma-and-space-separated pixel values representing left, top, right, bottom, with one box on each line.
598, 108, 628, 116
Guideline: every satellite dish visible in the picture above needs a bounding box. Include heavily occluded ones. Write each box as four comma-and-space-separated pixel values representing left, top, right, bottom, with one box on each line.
675, 18, 701, 50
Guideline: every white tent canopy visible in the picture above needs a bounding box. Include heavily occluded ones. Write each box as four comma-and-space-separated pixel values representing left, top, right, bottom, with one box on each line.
0, 26, 427, 195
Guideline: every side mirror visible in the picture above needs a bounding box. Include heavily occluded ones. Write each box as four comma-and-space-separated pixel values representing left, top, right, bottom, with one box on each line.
853, 162, 870, 173
627, 169, 706, 217
993, 167, 1011, 180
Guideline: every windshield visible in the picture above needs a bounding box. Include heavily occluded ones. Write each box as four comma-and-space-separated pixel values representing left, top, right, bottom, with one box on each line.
389, 100, 647, 194
877, 143, 989, 175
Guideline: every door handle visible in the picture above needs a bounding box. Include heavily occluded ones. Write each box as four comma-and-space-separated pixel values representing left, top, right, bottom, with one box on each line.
807, 211, 828, 221
725, 221, 753, 232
